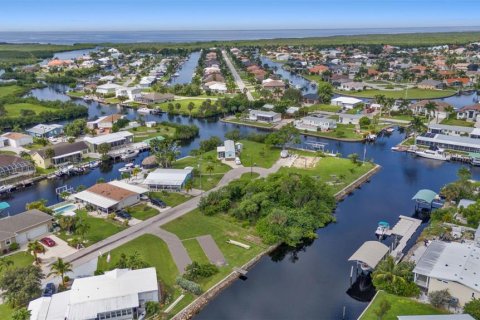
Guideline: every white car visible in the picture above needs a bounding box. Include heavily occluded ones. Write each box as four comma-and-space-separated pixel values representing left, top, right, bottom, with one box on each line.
235, 157, 242, 165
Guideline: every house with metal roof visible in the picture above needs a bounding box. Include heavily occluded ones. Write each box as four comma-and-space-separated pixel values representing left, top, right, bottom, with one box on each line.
428, 124, 474, 137
83, 131, 133, 153
416, 133, 480, 153
1, 132, 33, 148
0, 209, 53, 251
31, 141, 89, 169
74, 181, 148, 213
28, 267, 159, 320
26, 124, 64, 138
397, 315, 474, 320
331, 97, 363, 109
144, 168, 193, 191
217, 140, 236, 160
413, 240, 480, 306
249, 110, 281, 123
294, 116, 337, 132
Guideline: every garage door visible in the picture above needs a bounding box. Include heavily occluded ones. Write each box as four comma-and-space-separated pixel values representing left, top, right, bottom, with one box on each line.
25, 225, 48, 241
16, 233, 28, 244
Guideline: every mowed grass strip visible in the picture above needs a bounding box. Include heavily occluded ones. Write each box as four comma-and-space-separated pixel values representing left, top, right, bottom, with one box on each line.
4, 103, 54, 118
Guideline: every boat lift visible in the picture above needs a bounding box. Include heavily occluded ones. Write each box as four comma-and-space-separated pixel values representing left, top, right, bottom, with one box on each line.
56, 185, 74, 196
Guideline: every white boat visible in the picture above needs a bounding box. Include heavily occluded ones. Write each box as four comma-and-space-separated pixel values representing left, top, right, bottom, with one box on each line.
366, 134, 377, 142
415, 148, 451, 161
137, 107, 152, 114
472, 158, 480, 166
0, 185, 13, 194
118, 163, 135, 173
121, 149, 139, 161
375, 221, 390, 238
385, 128, 395, 133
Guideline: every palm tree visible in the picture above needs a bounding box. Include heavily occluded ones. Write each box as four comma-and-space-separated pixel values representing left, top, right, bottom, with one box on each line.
0, 258, 13, 272
75, 219, 90, 244
28, 240, 45, 264
444, 105, 455, 119
11, 307, 31, 320
184, 179, 193, 194
372, 256, 412, 295
48, 258, 72, 288
132, 167, 141, 179
205, 163, 215, 175
187, 102, 195, 116
408, 116, 427, 139
424, 101, 438, 123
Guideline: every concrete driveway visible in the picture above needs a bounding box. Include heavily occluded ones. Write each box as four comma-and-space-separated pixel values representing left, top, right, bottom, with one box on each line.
40, 235, 78, 264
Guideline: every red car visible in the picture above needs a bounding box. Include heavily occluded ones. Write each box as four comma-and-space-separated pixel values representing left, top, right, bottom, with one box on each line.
40, 237, 56, 247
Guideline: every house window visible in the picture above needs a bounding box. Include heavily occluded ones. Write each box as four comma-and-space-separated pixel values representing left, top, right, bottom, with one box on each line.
5, 239, 11, 246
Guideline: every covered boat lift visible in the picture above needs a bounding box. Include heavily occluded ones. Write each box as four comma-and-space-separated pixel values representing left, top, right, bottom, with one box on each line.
348, 241, 389, 272
412, 189, 438, 211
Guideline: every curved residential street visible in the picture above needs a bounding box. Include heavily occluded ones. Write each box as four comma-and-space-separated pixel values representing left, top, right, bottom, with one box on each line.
221, 50, 254, 101
63, 159, 289, 270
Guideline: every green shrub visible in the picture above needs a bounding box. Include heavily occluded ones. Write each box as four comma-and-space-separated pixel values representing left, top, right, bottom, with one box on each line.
8, 242, 19, 252
175, 276, 203, 295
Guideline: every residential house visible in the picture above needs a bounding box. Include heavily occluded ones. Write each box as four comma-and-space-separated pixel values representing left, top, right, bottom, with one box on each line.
413, 239, 480, 306
308, 65, 329, 74
96, 83, 123, 95
249, 110, 281, 123
31, 141, 89, 169
87, 114, 125, 131
294, 116, 337, 132
302, 93, 320, 105
286, 106, 300, 115
0, 154, 35, 179
416, 133, 480, 153
204, 81, 227, 93
217, 140, 236, 160
331, 97, 363, 109
262, 79, 286, 92
135, 93, 174, 104
143, 168, 193, 191
428, 124, 473, 137
1, 132, 33, 148
0, 209, 53, 251
262, 104, 275, 110
74, 181, 148, 213
139, 76, 156, 88
444, 78, 471, 87
410, 100, 453, 120
83, 131, 133, 153
457, 104, 480, 122
339, 81, 367, 91
115, 86, 142, 101
338, 114, 363, 125
28, 268, 159, 320
26, 124, 64, 138
417, 79, 446, 90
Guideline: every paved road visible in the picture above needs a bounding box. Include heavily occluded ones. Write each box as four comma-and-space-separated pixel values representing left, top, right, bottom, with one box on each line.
148, 228, 191, 274
221, 50, 254, 101
63, 162, 287, 269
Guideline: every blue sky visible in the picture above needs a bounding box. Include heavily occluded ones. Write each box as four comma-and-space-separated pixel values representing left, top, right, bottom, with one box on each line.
1, 0, 479, 31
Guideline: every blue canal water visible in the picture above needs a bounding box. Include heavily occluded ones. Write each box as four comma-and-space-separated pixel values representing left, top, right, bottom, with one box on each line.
8, 50, 480, 319
168, 51, 201, 85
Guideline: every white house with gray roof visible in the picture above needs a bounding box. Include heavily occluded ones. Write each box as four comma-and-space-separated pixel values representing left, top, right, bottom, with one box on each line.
294, 116, 337, 132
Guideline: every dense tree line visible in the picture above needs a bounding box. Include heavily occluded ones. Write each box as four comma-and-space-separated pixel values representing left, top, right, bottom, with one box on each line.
199, 172, 336, 246
0, 95, 88, 130
159, 121, 199, 140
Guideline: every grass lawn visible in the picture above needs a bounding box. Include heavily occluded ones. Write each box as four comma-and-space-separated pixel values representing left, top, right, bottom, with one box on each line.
0, 304, 14, 319
126, 203, 159, 220
0, 251, 34, 277
303, 74, 324, 82
128, 124, 176, 143
239, 140, 280, 168
183, 239, 210, 264
155, 99, 210, 116
334, 88, 456, 99
104, 97, 121, 104
56, 210, 126, 247
67, 90, 85, 98
4, 103, 54, 118
307, 104, 341, 113
279, 156, 375, 193
96, 234, 179, 299
0, 85, 25, 98
149, 191, 192, 207
301, 124, 364, 140
440, 118, 475, 127
163, 209, 266, 291
360, 291, 448, 320
173, 151, 231, 191
223, 118, 275, 128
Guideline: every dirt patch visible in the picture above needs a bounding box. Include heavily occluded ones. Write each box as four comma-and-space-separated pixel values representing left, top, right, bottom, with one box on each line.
291, 156, 320, 169
244, 235, 263, 245
225, 231, 239, 238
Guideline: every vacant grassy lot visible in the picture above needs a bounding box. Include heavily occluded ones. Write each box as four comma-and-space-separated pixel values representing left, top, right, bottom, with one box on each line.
440, 118, 475, 127
173, 151, 231, 190
56, 210, 126, 246
239, 140, 280, 168
360, 291, 448, 320
307, 104, 341, 113
335, 88, 456, 99
4, 103, 54, 118
223, 118, 275, 128
302, 124, 365, 140
129, 124, 176, 143
280, 156, 375, 193
0, 85, 25, 98
150, 191, 192, 207
156, 99, 213, 116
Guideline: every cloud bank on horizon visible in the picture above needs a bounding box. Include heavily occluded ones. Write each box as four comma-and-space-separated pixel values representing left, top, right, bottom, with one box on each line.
1, 0, 479, 31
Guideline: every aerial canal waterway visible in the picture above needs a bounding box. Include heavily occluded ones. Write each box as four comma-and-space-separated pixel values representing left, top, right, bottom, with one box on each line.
168, 51, 201, 85
10, 56, 480, 319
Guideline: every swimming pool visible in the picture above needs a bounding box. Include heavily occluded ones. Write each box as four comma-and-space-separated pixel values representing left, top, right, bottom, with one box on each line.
53, 203, 77, 215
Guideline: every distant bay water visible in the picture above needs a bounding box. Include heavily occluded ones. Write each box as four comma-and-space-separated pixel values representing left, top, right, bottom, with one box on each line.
1, 26, 480, 44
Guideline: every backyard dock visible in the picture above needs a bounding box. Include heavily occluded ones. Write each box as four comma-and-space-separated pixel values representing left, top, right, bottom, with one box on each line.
386, 215, 422, 261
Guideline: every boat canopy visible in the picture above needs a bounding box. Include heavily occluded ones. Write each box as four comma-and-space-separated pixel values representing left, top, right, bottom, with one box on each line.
412, 189, 437, 205
348, 241, 389, 270
0, 202, 10, 211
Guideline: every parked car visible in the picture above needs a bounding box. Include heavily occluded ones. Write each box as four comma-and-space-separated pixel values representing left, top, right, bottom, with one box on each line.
43, 283, 56, 297
150, 197, 167, 208
40, 237, 56, 247
115, 210, 132, 220
235, 157, 242, 165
